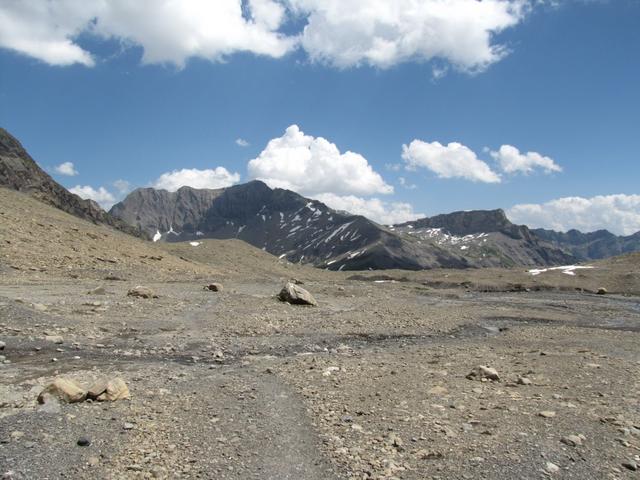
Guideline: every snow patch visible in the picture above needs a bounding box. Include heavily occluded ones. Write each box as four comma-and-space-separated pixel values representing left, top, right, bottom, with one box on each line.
528, 265, 595, 276
152, 230, 162, 242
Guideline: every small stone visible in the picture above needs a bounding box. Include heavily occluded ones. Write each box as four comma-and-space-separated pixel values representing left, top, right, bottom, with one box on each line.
539, 411, 556, 418
466, 365, 500, 382
517, 377, 532, 386
545, 462, 560, 473
597, 287, 608, 295
622, 461, 638, 471
123, 422, 135, 430
428, 386, 449, 396
88, 457, 100, 467
127, 286, 157, 299
0, 341, 5, 350
560, 435, 583, 447
32, 303, 47, 312
77, 437, 91, 447
88, 286, 106, 295
45, 335, 64, 344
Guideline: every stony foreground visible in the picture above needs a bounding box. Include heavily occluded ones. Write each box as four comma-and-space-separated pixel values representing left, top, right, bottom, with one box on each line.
1, 273, 639, 480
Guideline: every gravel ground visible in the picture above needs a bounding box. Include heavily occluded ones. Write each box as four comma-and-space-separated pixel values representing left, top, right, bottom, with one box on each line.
1, 273, 639, 479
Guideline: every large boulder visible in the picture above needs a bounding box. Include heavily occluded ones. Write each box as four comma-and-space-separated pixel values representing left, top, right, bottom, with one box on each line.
277, 282, 317, 306
37, 378, 86, 404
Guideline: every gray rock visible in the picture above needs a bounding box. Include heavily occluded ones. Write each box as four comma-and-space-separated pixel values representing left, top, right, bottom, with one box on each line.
88, 286, 106, 295
127, 286, 157, 299
0, 341, 5, 350
466, 365, 500, 382
44, 335, 64, 344
277, 282, 317, 306
622, 461, 638, 471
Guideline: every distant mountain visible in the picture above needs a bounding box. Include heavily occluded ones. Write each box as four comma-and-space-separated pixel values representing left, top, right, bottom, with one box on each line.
392, 209, 574, 268
110, 181, 573, 270
532, 228, 640, 261
0, 128, 144, 238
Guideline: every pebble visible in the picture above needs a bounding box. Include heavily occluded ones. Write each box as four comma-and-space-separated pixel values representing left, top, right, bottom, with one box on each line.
77, 437, 91, 447
622, 461, 638, 471
561, 435, 583, 447
539, 411, 556, 418
0, 341, 5, 350
123, 422, 135, 430
517, 377, 532, 386
545, 462, 560, 474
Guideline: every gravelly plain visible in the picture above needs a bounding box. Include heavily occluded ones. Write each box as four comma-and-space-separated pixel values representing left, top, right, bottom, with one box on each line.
1, 188, 639, 479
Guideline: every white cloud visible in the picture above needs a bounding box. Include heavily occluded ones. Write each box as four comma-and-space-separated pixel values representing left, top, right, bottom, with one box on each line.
152, 167, 241, 192
402, 140, 501, 183
288, 0, 528, 71
0, 0, 532, 72
315, 193, 423, 225
69, 185, 116, 209
54, 161, 78, 176
491, 144, 562, 174
235, 138, 250, 147
0, 0, 294, 67
112, 179, 132, 194
508, 194, 640, 236
248, 124, 393, 196
398, 177, 417, 190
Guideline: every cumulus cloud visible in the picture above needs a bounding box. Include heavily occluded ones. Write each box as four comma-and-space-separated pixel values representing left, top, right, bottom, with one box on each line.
0, 0, 531, 72
235, 138, 250, 147
152, 167, 241, 192
54, 161, 78, 176
0, 0, 294, 67
402, 140, 501, 183
508, 194, 640, 236
248, 125, 393, 196
288, 0, 528, 71
491, 144, 562, 174
315, 193, 423, 226
69, 185, 116, 209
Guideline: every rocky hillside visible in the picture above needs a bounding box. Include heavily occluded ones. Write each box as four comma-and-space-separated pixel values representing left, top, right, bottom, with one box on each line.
391, 209, 574, 268
0, 187, 218, 282
110, 182, 573, 270
0, 128, 144, 238
533, 228, 640, 261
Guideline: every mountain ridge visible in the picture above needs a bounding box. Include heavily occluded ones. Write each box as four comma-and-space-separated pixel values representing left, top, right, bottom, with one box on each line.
0, 127, 145, 239
109, 181, 574, 270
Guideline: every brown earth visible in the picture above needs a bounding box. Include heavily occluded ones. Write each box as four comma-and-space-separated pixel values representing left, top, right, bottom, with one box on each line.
1, 185, 639, 479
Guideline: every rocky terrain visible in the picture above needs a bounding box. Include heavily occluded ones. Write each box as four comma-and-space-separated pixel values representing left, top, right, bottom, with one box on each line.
0, 128, 144, 238
1, 182, 639, 479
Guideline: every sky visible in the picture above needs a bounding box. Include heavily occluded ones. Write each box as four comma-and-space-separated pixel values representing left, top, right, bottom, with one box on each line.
1, 0, 639, 234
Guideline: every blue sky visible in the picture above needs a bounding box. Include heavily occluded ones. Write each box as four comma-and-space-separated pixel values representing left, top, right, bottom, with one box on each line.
1, 0, 639, 233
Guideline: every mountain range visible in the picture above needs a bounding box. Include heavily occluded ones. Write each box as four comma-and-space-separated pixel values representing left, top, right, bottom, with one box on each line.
2, 126, 639, 271
108, 181, 576, 270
